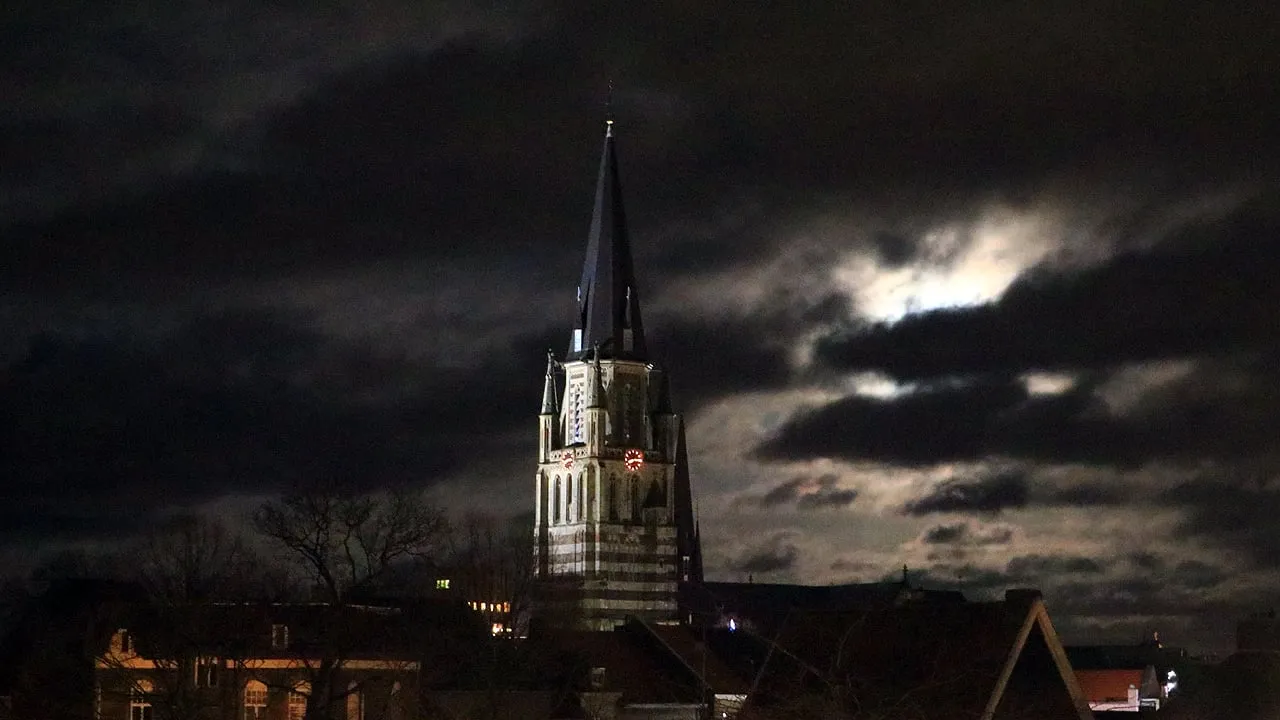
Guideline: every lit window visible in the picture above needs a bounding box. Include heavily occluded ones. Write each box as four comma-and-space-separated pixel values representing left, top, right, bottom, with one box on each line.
271, 624, 289, 650
435, 578, 450, 590
243, 680, 267, 720
288, 682, 309, 720
491, 622, 504, 635
130, 680, 153, 720
503, 602, 510, 613
116, 629, 132, 655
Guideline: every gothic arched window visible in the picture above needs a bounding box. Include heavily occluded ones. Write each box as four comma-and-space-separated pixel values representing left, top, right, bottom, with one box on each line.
553, 477, 562, 524
243, 680, 267, 720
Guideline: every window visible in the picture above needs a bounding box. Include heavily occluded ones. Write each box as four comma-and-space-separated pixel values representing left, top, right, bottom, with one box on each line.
116, 629, 132, 655
130, 680, 153, 720
195, 657, 220, 688
271, 624, 289, 650
288, 682, 309, 720
571, 387, 583, 443
243, 680, 267, 720
435, 578, 450, 590
387, 681, 403, 720
345, 682, 363, 720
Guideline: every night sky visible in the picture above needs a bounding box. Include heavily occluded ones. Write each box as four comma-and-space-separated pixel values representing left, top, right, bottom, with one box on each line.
3, 1, 1279, 652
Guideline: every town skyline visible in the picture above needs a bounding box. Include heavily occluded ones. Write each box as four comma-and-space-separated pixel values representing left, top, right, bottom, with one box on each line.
4, 1, 1280, 654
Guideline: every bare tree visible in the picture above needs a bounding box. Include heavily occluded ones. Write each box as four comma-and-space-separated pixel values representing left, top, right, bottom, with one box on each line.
252, 480, 450, 720
136, 514, 264, 602
445, 511, 536, 634
94, 516, 273, 720
254, 481, 449, 604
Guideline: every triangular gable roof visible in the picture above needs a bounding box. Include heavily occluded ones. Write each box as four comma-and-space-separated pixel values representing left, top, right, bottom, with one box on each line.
535, 627, 700, 705
634, 621, 750, 696
740, 591, 1091, 720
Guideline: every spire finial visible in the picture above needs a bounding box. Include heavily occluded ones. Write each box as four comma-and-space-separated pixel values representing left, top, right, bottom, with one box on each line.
605, 81, 615, 137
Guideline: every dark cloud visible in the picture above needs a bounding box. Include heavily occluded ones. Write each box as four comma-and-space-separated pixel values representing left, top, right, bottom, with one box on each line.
745, 474, 859, 511
902, 471, 1029, 516
1006, 554, 1107, 578
829, 558, 881, 575
1159, 477, 1280, 569
1128, 553, 1164, 572
758, 355, 1280, 467
727, 532, 800, 576
1041, 483, 1132, 507
755, 377, 1028, 465
796, 488, 858, 510
816, 196, 1280, 380
0, 308, 548, 543
922, 524, 965, 544
921, 522, 1014, 546
1174, 560, 1226, 590
867, 231, 919, 269
651, 314, 792, 411
3, 0, 1280, 651
757, 478, 805, 508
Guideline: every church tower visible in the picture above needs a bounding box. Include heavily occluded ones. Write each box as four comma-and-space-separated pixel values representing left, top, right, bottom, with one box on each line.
534, 119, 700, 630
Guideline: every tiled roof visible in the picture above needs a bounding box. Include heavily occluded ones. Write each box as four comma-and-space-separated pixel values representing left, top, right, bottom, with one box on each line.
1076, 669, 1144, 702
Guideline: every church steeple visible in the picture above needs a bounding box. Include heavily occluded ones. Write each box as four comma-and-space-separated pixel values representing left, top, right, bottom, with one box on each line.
540, 352, 559, 416
568, 119, 647, 361
534, 113, 696, 632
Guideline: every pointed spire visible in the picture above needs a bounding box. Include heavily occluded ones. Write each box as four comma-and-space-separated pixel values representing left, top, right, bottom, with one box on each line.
673, 420, 699, 582
540, 351, 559, 415
568, 118, 647, 360
653, 367, 674, 415
585, 349, 606, 409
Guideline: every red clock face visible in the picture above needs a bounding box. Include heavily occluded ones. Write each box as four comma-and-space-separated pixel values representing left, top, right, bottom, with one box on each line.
624, 449, 644, 472
561, 450, 574, 469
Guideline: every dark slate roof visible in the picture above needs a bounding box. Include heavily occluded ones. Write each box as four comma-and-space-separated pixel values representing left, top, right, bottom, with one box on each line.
568, 121, 646, 361
640, 623, 750, 696
536, 626, 699, 705
106, 597, 481, 663
735, 592, 1091, 719
685, 580, 964, 635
